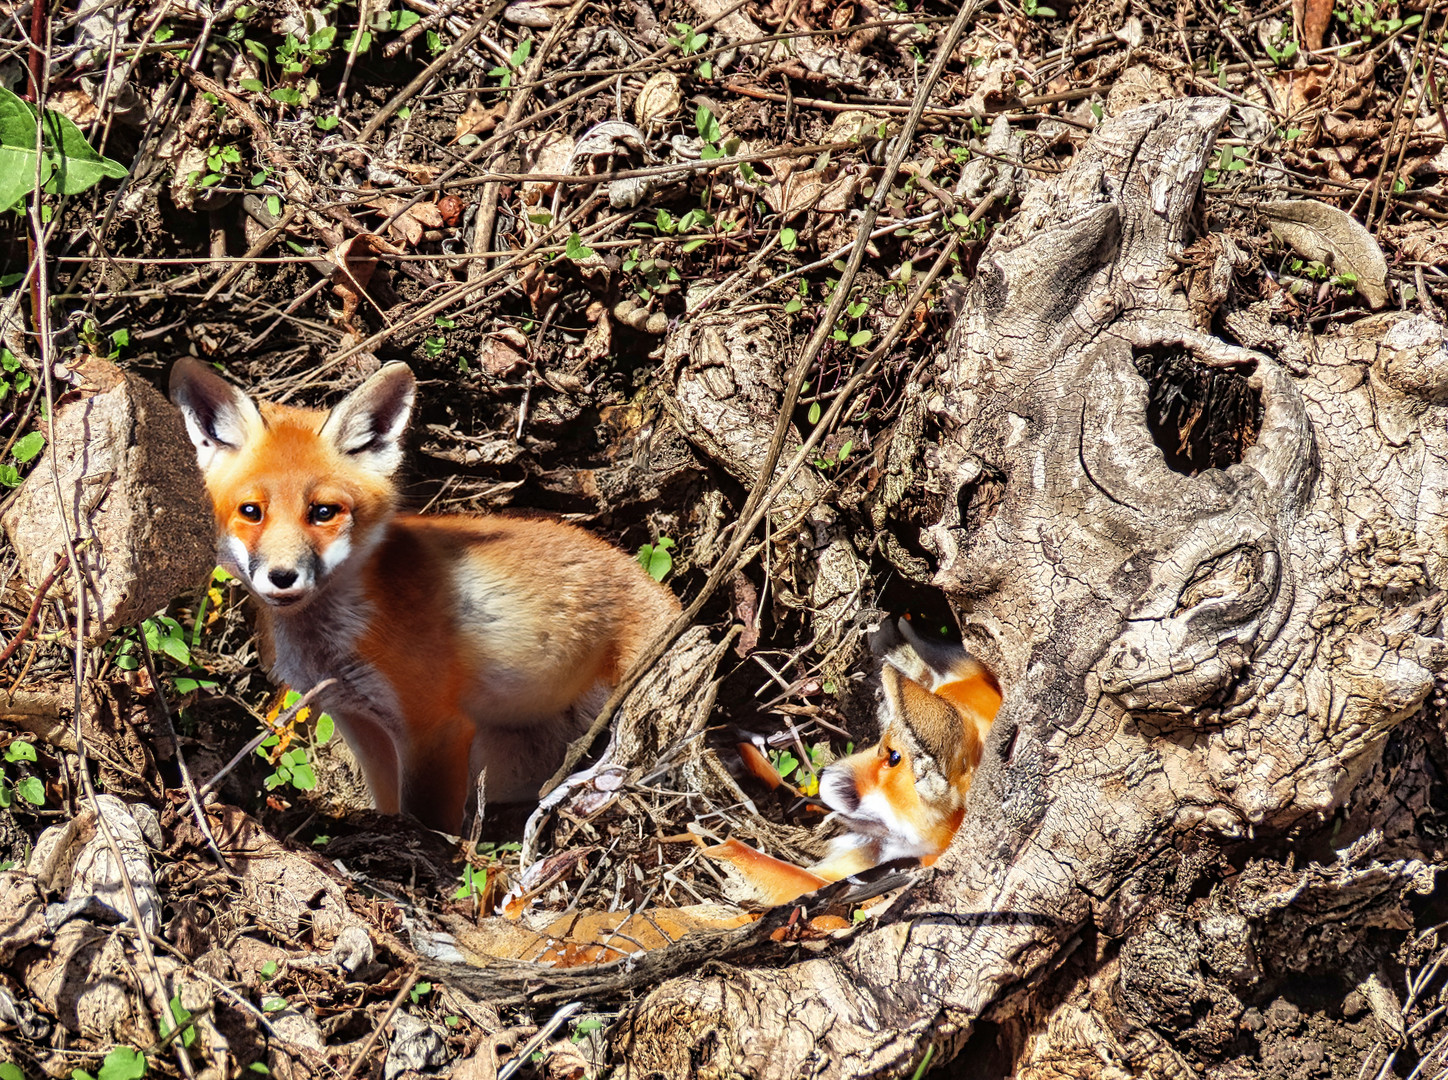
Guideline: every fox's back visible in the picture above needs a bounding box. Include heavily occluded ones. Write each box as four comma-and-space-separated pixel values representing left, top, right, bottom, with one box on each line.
351, 514, 680, 724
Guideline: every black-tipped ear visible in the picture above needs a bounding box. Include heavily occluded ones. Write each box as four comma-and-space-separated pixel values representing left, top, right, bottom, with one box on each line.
320, 363, 416, 476
169, 358, 264, 473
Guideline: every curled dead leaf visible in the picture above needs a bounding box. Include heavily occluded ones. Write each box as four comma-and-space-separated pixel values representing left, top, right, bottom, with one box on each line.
455, 96, 505, 142
635, 71, 682, 128
1262, 199, 1389, 308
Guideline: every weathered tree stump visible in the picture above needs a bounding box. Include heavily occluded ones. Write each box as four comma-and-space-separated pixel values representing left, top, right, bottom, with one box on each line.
611, 97, 1448, 1078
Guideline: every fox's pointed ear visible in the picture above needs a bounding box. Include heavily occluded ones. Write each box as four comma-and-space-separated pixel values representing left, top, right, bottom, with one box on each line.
881, 663, 972, 775
320, 363, 415, 475
169, 358, 264, 473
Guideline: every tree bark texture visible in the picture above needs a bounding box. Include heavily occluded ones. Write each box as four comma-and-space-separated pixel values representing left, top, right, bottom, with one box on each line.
612, 97, 1448, 1078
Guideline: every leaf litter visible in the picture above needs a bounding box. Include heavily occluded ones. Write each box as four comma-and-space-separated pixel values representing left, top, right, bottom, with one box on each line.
0, 0, 1445, 1075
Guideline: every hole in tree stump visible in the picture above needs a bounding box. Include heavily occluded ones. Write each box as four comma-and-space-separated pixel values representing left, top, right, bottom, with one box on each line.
1133, 347, 1264, 476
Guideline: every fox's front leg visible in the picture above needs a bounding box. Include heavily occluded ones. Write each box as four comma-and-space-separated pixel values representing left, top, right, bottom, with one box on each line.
332, 713, 401, 814
397, 718, 476, 832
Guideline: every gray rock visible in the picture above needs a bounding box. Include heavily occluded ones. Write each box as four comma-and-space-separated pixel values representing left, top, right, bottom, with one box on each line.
0, 357, 214, 642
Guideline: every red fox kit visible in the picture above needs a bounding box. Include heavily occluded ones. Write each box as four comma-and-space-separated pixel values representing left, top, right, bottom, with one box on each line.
708, 620, 1000, 906
170, 359, 680, 832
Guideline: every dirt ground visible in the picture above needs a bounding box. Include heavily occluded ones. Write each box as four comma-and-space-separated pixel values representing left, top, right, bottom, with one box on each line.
0, 0, 1446, 1074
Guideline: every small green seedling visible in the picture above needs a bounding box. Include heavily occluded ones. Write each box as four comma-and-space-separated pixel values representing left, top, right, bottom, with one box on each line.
0, 739, 44, 808
637, 537, 676, 582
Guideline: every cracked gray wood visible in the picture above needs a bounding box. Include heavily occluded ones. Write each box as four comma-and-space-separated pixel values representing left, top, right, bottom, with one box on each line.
608, 97, 1448, 1078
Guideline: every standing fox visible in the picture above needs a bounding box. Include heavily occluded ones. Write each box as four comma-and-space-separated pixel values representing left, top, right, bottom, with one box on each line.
708, 619, 1000, 905
170, 359, 680, 832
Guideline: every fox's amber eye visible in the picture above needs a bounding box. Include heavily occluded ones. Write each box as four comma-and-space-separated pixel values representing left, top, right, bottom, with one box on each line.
238, 503, 262, 522
309, 503, 342, 525
887, 749, 902, 768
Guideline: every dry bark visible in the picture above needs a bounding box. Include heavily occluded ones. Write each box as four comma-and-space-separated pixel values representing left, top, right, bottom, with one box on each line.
610, 97, 1448, 1078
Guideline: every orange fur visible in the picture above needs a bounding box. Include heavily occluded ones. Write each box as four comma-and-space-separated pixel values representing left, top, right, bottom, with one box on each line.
707, 623, 1000, 906
171, 359, 680, 832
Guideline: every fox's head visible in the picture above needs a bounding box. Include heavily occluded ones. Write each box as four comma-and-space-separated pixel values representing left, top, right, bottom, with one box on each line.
818, 631, 1000, 863
170, 359, 416, 610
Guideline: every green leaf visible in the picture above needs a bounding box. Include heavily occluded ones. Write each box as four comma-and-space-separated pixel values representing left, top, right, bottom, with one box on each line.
1, 1060, 24, 1080
807, 401, 821, 424
839, 439, 853, 460
309, 26, 336, 50
0, 781, 11, 808
261, 996, 287, 1013
0, 464, 21, 487
694, 104, 721, 144
636, 542, 673, 582
4, 739, 36, 763
783, 297, 803, 314
270, 87, 302, 106
848, 329, 872, 348
95, 1046, 144, 1080
315, 712, 335, 744
344, 30, 372, 52
779, 227, 797, 251
388, 8, 421, 30
774, 750, 799, 779
260, 960, 278, 979
0, 86, 127, 210
11, 431, 43, 462
239, 78, 265, 93
315, 115, 339, 131
167, 996, 197, 1049
680, 237, 707, 253
564, 232, 595, 261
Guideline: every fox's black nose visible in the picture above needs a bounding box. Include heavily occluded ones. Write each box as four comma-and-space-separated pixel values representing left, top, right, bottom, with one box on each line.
268, 568, 298, 589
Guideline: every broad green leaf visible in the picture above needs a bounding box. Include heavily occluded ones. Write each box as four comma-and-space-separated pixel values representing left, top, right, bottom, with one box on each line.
564, 233, 595, 261
11, 431, 43, 462
636, 543, 672, 582
5, 739, 36, 763
16, 776, 44, 806
315, 712, 335, 744
1, 1062, 25, 1080
0, 87, 125, 209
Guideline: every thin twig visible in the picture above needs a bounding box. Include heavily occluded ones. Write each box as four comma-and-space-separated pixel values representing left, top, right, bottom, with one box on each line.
359, 0, 510, 143
198, 678, 337, 799
0, 554, 68, 668
338, 968, 420, 1080
136, 632, 229, 871
539, 0, 985, 797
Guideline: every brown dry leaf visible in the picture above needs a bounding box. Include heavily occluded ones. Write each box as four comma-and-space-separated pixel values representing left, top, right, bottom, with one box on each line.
520, 260, 562, 313
480, 335, 527, 376
1261, 200, 1389, 308
1385, 221, 1448, 266
522, 130, 575, 203
456, 96, 505, 141
48, 88, 99, 126
764, 169, 825, 218
329, 233, 398, 327
817, 171, 862, 213
1302, 0, 1332, 50
580, 311, 612, 363
378, 199, 442, 247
